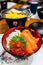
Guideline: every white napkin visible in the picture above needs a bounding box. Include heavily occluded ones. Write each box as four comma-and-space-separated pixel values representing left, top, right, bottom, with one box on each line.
0, 34, 4, 55
7, 2, 16, 9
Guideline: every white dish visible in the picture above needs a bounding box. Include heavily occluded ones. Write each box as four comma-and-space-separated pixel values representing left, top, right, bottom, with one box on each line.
21, 5, 30, 9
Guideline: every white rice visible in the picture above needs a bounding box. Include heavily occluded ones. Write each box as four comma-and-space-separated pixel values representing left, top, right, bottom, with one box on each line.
6, 30, 20, 48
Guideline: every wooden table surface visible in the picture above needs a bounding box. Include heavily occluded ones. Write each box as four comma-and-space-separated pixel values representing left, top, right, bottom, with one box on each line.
0, 4, 43, 34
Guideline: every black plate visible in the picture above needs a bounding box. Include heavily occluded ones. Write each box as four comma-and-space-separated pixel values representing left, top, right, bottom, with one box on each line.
37, 8, 43, 19
29, 22, 43, 38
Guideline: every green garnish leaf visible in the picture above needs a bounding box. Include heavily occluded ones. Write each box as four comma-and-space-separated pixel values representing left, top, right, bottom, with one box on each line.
11, 36, 20, 42
19, 36, 27, 48
11, 36, 27, 47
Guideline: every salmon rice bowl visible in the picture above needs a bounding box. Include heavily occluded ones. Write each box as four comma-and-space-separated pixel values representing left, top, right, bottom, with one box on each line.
2, 27, 42, 57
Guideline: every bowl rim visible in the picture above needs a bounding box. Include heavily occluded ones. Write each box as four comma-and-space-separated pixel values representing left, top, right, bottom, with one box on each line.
1, 8, 28, 20
2, 26, 42, 57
